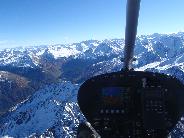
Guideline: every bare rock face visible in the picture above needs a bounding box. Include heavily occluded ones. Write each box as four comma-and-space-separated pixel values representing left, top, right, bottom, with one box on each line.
0, 71, 38, 116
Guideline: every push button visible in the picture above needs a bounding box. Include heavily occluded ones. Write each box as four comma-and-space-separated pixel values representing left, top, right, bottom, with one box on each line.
111, 109, 114, 114
116, 110, 120, 114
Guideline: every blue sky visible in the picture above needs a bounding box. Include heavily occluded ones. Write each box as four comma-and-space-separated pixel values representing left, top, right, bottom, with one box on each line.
0, 0, 184, 49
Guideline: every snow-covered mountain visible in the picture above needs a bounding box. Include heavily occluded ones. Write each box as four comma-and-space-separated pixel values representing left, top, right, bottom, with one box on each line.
0, 39, 124, 67
0, 82, 84, 138
1, 32, 184, 79
1, 32, 184, 137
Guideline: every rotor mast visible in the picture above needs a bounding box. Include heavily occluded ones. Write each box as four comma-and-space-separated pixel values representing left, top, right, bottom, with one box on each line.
124, 0, 141, 70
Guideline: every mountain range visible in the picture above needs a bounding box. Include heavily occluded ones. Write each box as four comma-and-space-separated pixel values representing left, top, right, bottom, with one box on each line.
0, 32, 184, 137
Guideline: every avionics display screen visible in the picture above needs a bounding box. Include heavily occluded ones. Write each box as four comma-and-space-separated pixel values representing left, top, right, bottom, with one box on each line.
101, 87, 126, 106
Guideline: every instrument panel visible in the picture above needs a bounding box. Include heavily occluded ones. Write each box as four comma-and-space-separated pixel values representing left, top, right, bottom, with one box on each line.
78, 71, 184, 138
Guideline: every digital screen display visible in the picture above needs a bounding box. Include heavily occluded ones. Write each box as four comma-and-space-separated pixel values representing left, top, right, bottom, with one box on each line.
101, 87, 125, 106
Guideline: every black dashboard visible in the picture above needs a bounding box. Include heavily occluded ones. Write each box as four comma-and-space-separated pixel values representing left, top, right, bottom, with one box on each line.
78, 71, 184, 138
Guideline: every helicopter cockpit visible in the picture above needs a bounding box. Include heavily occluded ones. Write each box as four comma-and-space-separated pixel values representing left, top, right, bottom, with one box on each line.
78, 70, 184, 138
77, 0, 184, 137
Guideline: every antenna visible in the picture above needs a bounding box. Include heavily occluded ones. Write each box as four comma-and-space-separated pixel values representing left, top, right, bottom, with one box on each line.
123, 0, 141, 70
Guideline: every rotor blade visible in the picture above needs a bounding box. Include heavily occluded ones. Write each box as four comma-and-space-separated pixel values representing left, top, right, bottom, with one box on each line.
124, 0, 141, 70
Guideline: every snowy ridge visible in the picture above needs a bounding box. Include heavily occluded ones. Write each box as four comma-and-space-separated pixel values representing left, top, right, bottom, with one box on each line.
0, 82, 84, 138
0, 39, 124, 67
1, 33, 183, 71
